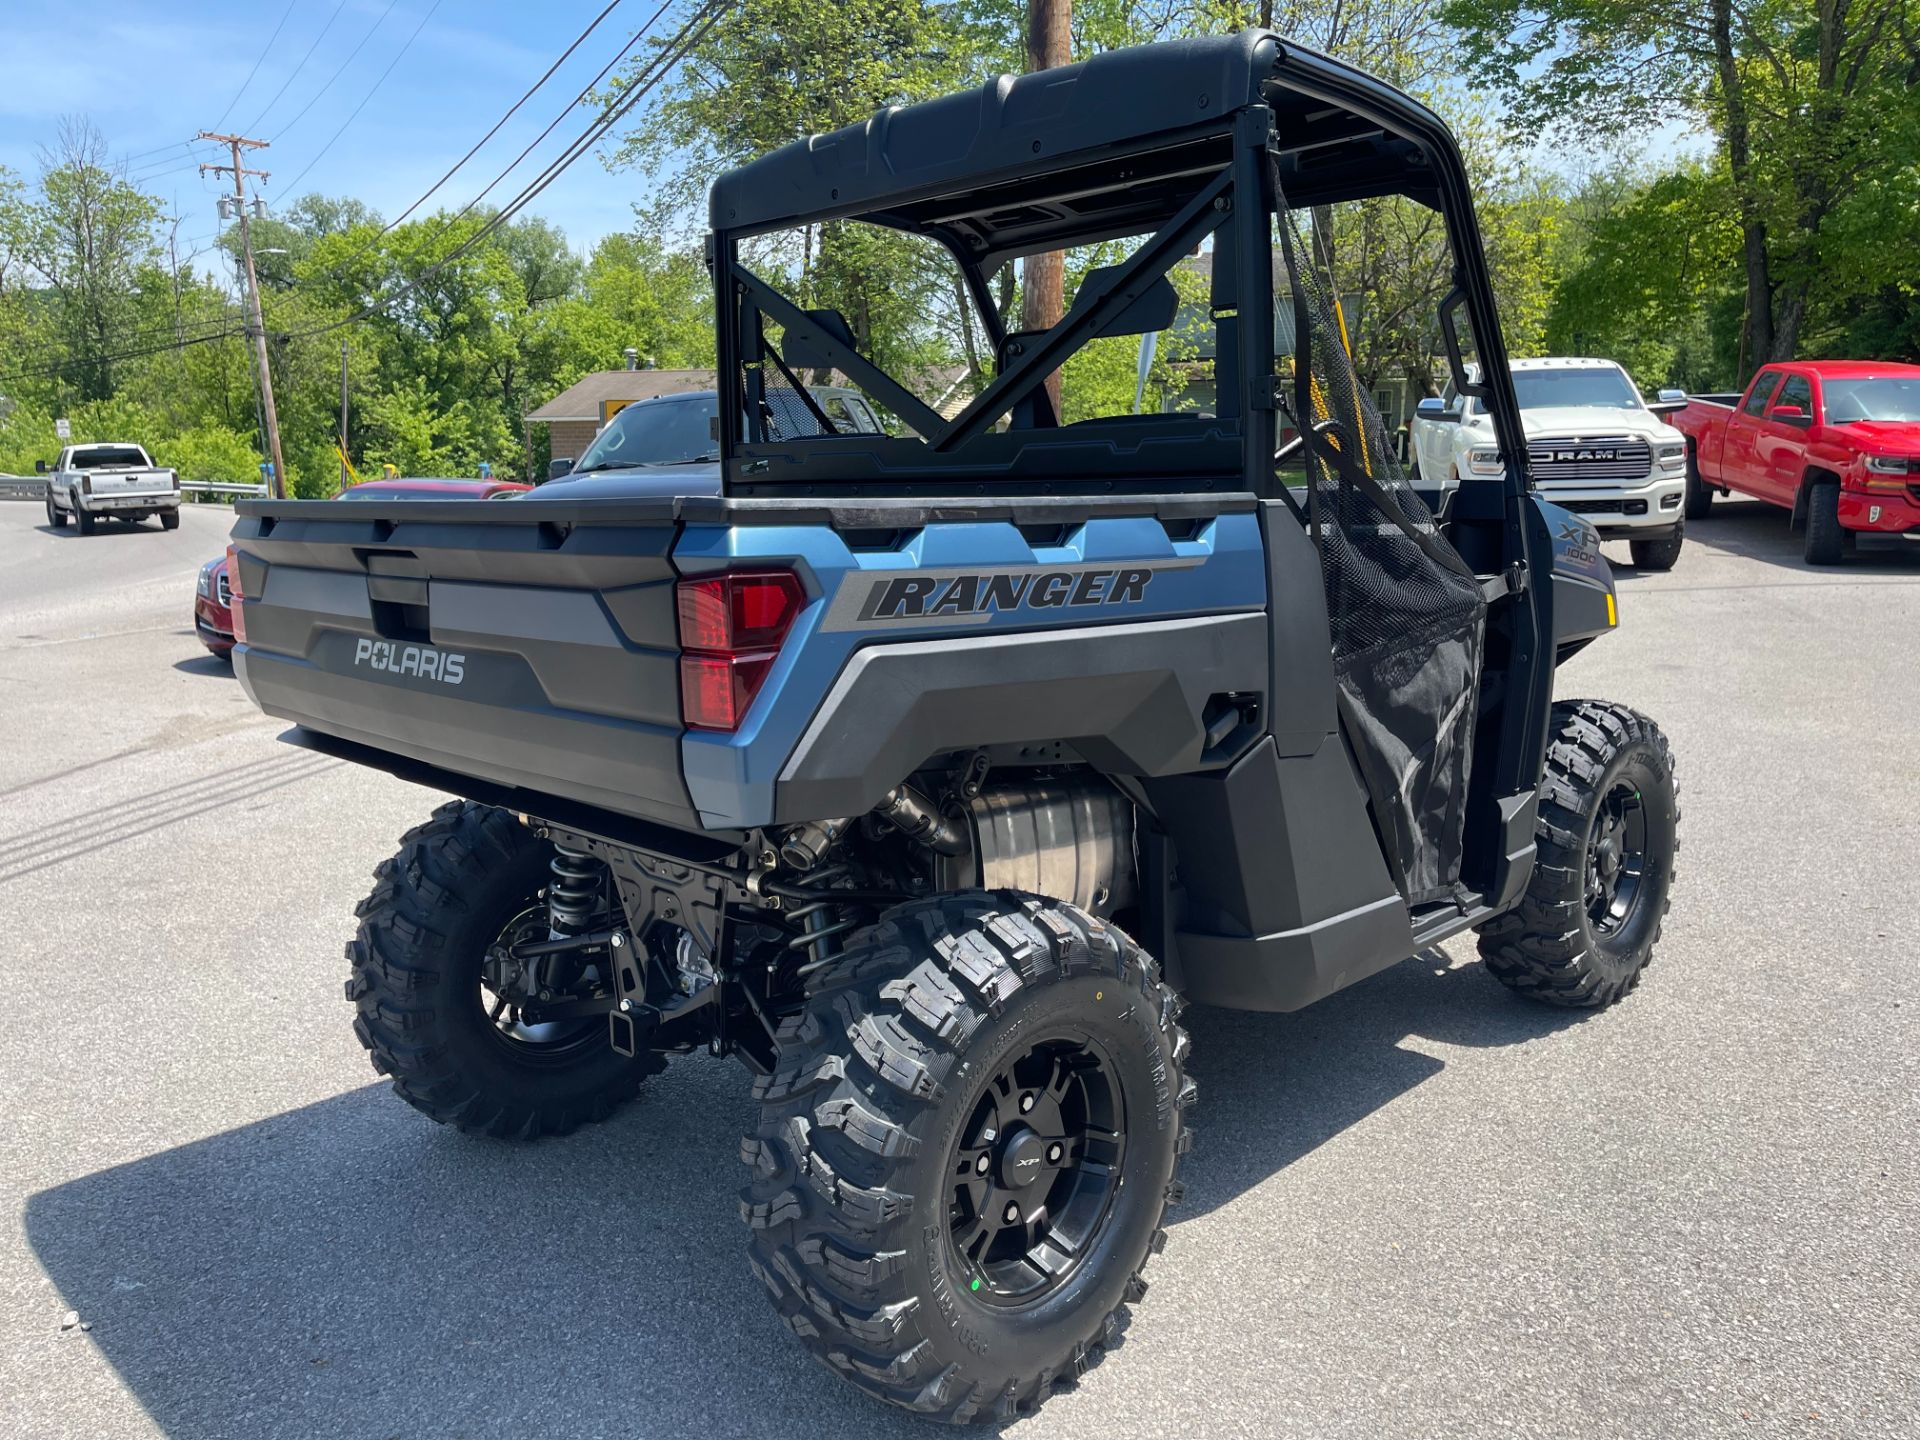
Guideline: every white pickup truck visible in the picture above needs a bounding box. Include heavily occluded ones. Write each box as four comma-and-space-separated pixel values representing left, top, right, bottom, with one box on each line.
1409, 357, 1690, 569
39, 442, 182, 534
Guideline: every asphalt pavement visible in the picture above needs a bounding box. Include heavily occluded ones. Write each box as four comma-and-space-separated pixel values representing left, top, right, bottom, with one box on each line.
0, 496, 1915, 1439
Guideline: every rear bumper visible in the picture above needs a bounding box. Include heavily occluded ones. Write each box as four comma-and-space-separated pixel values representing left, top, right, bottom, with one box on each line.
80, 492, 180, 513
1839, 488, 1920, 534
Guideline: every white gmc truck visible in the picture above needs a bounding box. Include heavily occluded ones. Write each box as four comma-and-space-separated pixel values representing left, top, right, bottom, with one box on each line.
1409, 357, 1689, 569
40, 442, 182, 534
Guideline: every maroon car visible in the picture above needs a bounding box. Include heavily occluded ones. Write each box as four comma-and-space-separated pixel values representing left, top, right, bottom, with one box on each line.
193, 477, 532, 659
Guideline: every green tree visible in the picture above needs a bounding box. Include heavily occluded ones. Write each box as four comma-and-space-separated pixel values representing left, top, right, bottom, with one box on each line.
13, 118, 162, 401
1444, 0, 1920, 375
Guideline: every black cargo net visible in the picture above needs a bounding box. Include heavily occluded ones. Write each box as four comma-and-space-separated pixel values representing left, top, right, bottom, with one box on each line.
1272, 177, 1487, 906
761, 384, 837, 440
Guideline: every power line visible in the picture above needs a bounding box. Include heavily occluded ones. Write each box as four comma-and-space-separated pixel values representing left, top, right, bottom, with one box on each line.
0, 324, 242, 387
2, 1, 727, 386
383, 0, 674, 257
244, 0, 352, 137
301, 0, 656, 287
284, 0, 727, 344
209, 0, 301, 134
275, 0, 450, 196
120, 137, 201, 166
257, 0, 397, 142
364, 0, 627, 239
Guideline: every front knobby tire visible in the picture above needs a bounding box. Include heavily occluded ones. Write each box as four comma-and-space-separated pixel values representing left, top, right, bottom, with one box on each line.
346, 799, 657, 1138
1478, 701, 1679, 1009
741, 893, 1193, 1423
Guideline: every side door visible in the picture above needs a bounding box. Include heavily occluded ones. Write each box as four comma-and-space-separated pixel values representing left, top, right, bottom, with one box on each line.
1721, 369, 1782, 500
1757, 371, 1816, 503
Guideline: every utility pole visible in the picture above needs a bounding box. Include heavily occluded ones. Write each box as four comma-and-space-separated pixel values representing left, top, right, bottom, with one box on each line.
340, 341, 350, 490
199, 132, 287, 499
1023, 0, 1070, 419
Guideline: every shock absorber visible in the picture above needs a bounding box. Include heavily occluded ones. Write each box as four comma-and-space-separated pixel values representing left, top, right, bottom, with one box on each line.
547, 841, 607, 935
785, 862, 860, 974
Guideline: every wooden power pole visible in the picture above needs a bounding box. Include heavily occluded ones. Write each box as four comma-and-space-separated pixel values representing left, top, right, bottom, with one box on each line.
1023, 0, 1070, 418
199, 132, 287, 499
340, 341, 350, 491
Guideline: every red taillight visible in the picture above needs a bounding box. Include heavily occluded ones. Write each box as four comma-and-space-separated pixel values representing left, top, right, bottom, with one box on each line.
676, 570, 804, 731
225, 544, 247, 643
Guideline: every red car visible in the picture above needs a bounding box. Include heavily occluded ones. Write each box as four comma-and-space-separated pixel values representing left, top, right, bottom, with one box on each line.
1671, 360, 1920, 563
194, 477, 532, 659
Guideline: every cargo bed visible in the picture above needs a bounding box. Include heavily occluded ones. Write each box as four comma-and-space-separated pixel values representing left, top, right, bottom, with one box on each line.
230, 491, 1259, 834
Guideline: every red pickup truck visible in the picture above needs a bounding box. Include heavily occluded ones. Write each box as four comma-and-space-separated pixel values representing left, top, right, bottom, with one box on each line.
1671, 360, 1920, 563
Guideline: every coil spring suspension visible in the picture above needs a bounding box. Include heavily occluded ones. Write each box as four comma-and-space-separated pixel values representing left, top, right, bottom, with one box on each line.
786, 863, 859, 974
547, 842, 607, 934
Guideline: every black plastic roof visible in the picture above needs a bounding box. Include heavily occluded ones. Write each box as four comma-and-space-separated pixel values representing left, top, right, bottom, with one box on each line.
708, 31, 1278, 237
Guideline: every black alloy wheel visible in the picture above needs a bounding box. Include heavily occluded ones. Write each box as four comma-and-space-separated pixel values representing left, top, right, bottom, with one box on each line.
947, 1034, 1126, 1305
1586, 782, 1651, 943
479, 901, 608, 1062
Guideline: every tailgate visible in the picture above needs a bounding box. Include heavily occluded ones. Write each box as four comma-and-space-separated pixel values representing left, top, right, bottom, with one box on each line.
87, 467, 173, 496
230, 499, 695, 828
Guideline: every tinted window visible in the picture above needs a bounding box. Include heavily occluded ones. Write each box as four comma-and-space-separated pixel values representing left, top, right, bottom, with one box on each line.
1774, 374, 1813, 415
574, 396, 720, 470
1509, 367, 1640, 411
69, 446, 149, 469
1743, 373, 1781, 416
1823, 377, 1920, 423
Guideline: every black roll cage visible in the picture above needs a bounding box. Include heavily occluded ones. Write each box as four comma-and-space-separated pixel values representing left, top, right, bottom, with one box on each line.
707, 31, 1553, 804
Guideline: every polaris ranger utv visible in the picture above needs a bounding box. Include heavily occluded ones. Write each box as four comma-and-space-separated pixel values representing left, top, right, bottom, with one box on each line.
228, 31, 1678, 1422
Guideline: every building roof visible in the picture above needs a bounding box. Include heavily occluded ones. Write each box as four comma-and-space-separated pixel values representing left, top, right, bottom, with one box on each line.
526, 368, 720, 423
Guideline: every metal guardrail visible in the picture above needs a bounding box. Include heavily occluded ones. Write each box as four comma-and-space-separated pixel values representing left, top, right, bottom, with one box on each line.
181, 481, 270, 497
0, 476, 268, 501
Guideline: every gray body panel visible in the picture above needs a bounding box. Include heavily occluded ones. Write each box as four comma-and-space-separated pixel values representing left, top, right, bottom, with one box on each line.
765, 614, 1271, 826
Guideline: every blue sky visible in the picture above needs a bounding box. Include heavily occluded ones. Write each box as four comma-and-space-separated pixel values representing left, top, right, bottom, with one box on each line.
0, 0, 661, 261
2, 1, 1705, 276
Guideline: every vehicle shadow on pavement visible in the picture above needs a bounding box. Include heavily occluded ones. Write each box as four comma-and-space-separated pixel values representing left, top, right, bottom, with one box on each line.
170, 655, 233, 678
24, 951, 1580, 1439
1176, 946, 1583, 1221
1639, 500, 1920, 577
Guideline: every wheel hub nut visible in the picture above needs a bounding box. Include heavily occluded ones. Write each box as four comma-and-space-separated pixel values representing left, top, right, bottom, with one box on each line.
1019, 1093, 1035, 1113
975, 1153, 990, 1175
1003, 1202, 1021, 1224
1047, 1142, 1063, 1164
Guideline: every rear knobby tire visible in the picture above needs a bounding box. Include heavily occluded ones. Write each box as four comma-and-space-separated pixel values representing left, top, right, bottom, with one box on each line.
1628, 532, 1683, 571
1478, 701, 1679, 1009
346, 799, 657, 1138
1803, 480, 1847, 565
742, 893, 1193, 1423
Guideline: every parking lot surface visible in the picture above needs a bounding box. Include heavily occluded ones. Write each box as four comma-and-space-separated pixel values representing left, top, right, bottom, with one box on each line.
1, 499, 1915, 1439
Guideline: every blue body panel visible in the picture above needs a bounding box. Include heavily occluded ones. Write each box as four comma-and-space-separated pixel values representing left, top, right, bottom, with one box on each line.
674, 512, 1269, 827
